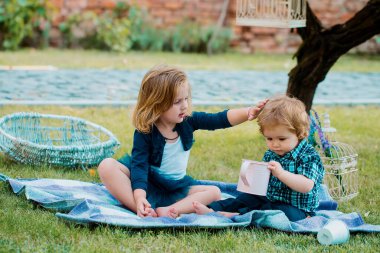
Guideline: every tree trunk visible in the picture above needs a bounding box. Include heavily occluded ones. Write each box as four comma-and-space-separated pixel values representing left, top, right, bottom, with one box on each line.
287, 0, 380, 112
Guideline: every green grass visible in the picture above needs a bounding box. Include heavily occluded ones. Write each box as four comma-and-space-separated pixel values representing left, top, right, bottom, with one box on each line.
0, 49, 379, 251
0, 105, 379, 252
0, 48, 379, 72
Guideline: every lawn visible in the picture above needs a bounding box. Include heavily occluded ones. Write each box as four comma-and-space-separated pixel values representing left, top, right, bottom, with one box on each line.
0, 105, 379, 252
0, 49, 380, 72
0, 50, 379, 252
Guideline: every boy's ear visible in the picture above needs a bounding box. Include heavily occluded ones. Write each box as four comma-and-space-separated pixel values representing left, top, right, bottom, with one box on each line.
298, 133, 308, 140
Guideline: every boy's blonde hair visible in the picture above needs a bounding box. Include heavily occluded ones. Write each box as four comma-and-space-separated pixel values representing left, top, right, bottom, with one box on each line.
257, 95, 309, 139
132, 65, 192, 133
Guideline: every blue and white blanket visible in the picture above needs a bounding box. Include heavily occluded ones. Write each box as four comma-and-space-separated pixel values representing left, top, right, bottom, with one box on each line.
1, 173, 379, 232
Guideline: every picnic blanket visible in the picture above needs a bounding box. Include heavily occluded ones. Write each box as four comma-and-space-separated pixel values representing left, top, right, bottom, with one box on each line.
1, 173, 379, 233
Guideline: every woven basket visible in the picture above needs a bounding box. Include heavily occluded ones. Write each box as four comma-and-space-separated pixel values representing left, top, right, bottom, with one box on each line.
0, 112, 120, 168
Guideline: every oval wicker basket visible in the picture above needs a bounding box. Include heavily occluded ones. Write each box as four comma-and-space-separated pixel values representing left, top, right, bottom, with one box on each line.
0, 112, 120, 168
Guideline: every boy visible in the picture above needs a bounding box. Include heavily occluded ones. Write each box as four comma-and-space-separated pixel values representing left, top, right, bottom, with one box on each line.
193, 95, 324, 221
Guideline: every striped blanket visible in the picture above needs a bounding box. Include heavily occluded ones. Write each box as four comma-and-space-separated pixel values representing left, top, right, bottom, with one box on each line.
1, 173, 379, 232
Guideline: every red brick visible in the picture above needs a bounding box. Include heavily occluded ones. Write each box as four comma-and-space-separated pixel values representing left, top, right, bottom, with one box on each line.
150, 9, 171, 18
239, 44, 253, 54
233, 26, 242, 34
242, 31, 254, 40
165, 16, 182, 26
101, 0, 116, 9
252, 27, 279, 35
46, 0, 373, 54
340, 12, 355, 23
49, 0, 64, 8
229, 38, 240, 47
165, 1, 183, 10
87, 0, 99, 9
344, 0, 368, 12
64, 0, 87, 9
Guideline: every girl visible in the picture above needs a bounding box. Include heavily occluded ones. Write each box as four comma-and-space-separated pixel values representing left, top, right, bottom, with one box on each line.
98, 65, 266, 218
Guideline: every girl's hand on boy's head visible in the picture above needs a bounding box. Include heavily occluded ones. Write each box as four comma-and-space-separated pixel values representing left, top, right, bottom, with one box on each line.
267, 161, 284, 178
247, 99, 269, 120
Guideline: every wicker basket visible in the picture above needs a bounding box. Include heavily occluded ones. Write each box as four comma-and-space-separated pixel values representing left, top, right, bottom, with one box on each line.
0, 112, 120, 168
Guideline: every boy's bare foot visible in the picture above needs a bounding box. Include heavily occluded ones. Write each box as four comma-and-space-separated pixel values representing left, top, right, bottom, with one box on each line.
192, 201, 213, 215
156, 206, 178, 218
219, 211, 239, 218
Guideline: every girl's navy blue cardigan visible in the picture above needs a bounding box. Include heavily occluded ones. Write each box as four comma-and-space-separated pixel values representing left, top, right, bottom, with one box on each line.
130, 110, 232, 191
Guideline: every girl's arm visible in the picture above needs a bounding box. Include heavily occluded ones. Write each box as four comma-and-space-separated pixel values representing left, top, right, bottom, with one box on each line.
227, 100, 267, 126
188, 99, 267, 131
130, 131, 154, 217
268, 161, 314, 193
130, 131, 151, 191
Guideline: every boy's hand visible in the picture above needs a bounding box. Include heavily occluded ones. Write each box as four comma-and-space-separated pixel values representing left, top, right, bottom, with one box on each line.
248, 99, 269, 120
267, 161, 284, 178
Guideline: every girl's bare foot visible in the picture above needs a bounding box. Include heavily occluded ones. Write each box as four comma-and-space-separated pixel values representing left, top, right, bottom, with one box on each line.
145, 207, 158, 217
192, 201, 213, 215
156, 206, 178, 218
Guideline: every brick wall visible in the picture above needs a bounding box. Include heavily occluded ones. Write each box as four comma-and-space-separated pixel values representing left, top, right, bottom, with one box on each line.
49, 0, 379, 53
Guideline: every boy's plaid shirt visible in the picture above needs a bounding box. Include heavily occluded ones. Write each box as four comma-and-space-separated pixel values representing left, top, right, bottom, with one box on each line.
263, 139, 325, 212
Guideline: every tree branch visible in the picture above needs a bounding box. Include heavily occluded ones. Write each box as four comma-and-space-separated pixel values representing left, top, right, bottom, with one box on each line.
325, 0, 380, 54
294, 3, 323, 61
287, 0, 380, 112
297, 2, 323, 41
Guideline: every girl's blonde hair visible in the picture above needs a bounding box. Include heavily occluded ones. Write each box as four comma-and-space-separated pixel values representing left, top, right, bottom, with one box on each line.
257, 95, 309, 139
132, 65, 192, 133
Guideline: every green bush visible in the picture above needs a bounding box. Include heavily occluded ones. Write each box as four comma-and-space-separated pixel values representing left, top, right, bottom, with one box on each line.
93, 2, 131, 52
60, 3, 232, 53
57, 3, 133, 52
58, 12, 85, 48
129, 18, 233, 54
0, 1, 233, 53
202, 26, 233, 53
94, 14, 131, 52
0, 0, 50, 50
170, 22, 233, 53
170, 21, 202, 52
129, 6, 168, 51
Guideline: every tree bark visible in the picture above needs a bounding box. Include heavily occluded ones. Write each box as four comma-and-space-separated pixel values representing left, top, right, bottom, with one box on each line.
287, 0, 380, 112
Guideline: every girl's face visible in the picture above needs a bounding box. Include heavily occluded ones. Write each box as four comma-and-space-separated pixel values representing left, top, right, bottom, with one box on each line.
159, 83, 189, 126
263, 124, 299, 156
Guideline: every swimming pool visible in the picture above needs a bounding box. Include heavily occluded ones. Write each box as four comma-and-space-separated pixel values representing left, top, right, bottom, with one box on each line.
1, 70, 379, 105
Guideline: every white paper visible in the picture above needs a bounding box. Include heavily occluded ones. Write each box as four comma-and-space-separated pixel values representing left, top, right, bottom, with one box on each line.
237, 160, 270, 196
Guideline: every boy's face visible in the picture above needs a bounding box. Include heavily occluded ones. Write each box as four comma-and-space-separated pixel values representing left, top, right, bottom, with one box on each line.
263, 124, 299, 156
159, 82, 189, 125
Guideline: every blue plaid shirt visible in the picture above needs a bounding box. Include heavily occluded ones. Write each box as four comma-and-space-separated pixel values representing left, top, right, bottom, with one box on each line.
263, 139, 324, 212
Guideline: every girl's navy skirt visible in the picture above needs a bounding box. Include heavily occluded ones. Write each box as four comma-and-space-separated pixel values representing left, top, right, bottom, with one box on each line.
118, 154, 196, 208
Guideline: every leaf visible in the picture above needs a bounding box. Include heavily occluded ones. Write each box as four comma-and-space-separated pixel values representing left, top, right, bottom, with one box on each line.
36, 6, 46, 16
17, 0, 27, 7
3, 40, 12, 49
